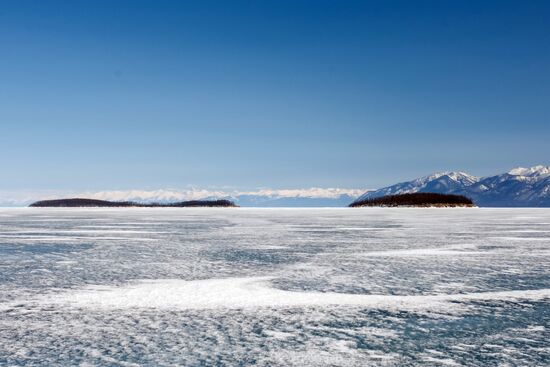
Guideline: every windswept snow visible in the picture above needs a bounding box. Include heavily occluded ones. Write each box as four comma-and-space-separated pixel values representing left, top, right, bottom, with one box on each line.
36, 276, 550, 314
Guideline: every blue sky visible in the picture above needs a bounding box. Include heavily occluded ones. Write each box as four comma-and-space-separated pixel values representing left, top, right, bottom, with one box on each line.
0, 0, 549, 192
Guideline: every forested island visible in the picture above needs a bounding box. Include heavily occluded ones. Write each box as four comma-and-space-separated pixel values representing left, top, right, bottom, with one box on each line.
29, 198, 237, 208
349, 193, 474, 207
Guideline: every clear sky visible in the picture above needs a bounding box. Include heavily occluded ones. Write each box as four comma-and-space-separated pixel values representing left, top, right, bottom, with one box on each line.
1, 0, 549, 192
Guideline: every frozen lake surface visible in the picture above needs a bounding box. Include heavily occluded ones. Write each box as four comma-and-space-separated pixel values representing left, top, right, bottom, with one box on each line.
0, 208, 549, 366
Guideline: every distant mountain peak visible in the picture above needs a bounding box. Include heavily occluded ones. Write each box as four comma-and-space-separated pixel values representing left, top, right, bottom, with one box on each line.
414, 171, 478, 184
508, 165, 550, 177
437, 171, 479, 185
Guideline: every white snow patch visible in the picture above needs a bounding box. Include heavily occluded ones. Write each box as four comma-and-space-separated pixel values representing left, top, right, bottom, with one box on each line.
360, 244, 481, 257
37, 277, 550, 312
360, 248, 481, 257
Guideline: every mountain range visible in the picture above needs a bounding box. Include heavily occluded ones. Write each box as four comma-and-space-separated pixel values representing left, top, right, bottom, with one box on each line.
0, 188, 363, 208
354, 165, 550, 207
85, 188, 364, 207
3, 166, 549, 207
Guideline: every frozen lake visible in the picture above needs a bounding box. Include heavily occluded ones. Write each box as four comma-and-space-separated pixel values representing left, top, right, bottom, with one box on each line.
0, 208, 549, 366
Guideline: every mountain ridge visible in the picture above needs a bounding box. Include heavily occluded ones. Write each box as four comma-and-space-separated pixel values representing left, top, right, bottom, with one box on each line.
354, 165, 550, 207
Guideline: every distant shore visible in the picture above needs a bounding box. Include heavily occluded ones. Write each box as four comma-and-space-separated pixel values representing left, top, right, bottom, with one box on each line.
349, 193, 474, 208
29, 198, 238, 208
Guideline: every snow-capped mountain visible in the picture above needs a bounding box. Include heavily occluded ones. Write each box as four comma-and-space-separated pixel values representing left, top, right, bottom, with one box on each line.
354, 165, 550, 207
354, 172, 479, 202
459, 165, 550, 207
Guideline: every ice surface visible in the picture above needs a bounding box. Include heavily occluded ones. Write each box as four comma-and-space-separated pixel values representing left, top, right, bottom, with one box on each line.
0, 207, 549, 366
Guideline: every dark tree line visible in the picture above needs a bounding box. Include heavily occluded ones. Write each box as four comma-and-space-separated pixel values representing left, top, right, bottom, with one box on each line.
350, 192, 474, 207
30, 198, 237, 208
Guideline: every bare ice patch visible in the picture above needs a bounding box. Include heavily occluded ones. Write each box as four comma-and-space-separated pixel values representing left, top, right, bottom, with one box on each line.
38, 277, 550, 313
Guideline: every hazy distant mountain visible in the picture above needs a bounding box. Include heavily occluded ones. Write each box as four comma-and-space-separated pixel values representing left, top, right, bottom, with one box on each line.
354, 165, 550, 207
231, 193, 360, 207
2, 188, 364, 208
